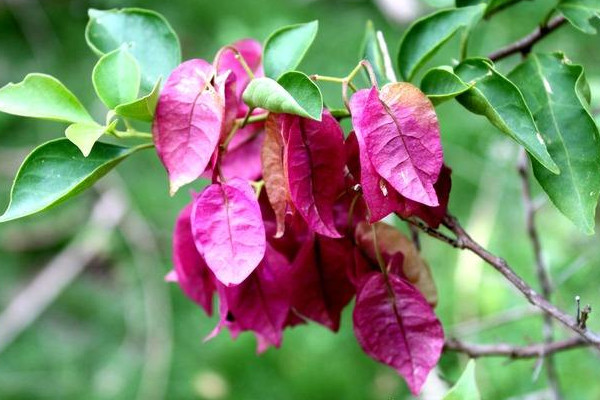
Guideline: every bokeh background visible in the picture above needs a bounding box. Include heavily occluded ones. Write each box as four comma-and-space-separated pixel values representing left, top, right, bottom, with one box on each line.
1, 0, 599, 398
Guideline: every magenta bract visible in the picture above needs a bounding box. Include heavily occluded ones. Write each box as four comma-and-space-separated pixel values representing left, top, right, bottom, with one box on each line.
153, 59, 226, 195
353, 272, 444, 395
350, 84, 443, 206
285, 111, 346, 238
191, 178, 266, 286
172, 203, 216, 315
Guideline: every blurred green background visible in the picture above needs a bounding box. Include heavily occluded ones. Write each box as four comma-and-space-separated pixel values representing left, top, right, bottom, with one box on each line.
1, 0, 599, 398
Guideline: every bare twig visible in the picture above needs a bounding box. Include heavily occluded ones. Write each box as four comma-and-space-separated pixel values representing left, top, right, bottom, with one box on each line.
518, 152, 560, 398
445, 337, 588, 359
488, 16, 567, 62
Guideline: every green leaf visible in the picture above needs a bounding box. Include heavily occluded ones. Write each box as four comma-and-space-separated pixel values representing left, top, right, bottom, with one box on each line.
0, 74, 94, 124
263, 21, 318, 79
276, 71, 323, 120
509, 53, 600, 234
421, 66, 472, 105
242, 75, 321, 120
0, 138, 151, 223
558, 0, 600, 34
456, 0, 486, 6
114, 79, 161, 122
454, 58, 558, 173
443, 360, 480, 400
360, 21, 396, 85
92, 46, 141, 109
65, 120, 117, 157
86, 8, 181, 93
397, 5, 486, 81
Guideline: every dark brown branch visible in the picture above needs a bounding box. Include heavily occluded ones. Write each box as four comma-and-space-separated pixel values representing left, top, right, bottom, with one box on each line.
445, 337, 588, 359
518, 151, 560, 398
488, 16, 567, 62
438, 215, 600, 349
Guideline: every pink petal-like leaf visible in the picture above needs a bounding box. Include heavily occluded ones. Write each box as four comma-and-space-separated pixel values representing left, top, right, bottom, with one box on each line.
262, 114, 289, 238
350, 84, 443, 206
353, 273, 444, 395
153, 59, 226, 195
191, 178, 266, 286
220, 123, 265, 180
290, 235, 355, 331
285, 112, 346, 238
173, 203, 216, 314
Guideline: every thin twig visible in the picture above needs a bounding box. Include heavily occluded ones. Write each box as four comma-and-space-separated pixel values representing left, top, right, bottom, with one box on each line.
488, 16, 567, 62
445, 337, 588, 359
518, 151, 560, 398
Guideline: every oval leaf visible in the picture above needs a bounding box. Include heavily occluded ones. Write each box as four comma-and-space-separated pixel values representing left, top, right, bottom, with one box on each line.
454, 58, 559, 173
0, 138, 149, 223
353, 273, 444, 395
114, 78, 161, 122
558, 0, 600, 34
153, 59, 224, 195
92, 46, 141, 109
398, 5, 485, 81
285, 112, 345, 238
86, 8, 181, 93
263, 20, 318, 79
350, 84, 443, 206
242, 77, 320, 120
421, 66, 472, 105
277, 71, 323, 121
509, 53, 600, 234
0, 74, 94, 124
191, 178, 266, 286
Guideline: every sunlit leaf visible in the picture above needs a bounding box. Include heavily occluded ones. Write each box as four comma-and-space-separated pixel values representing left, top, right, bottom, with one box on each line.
92, 46, 141, 109
263, 20, 318, 79
114, 78, 161, 122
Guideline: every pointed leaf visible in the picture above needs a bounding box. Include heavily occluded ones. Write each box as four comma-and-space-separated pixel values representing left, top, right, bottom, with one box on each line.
0, 138, 149, 223
191, 178, 266, 286
360, 21, 396, 85
558, 0, 600, 34
242, 77, 320, 120
86, 8, 181, 92
285, 112, 345, 238
421, 66, 472, 105
173, 203, 215, 315
443, 360, 480, 400
263, 21, 318, 79
509, 53, 600, 234
454, 58, 559, 173
0, 74, 94, 124
262, 114, 288, 237
114, 78, 161, 122
355, 221, 438, 305
65, 120, 116, 157
152, 59, 224, 195
350, 84, 443, 206
398, 5, 486, 81
277, 71, 323, 121
92, 46, 141, 109
353, 273, 444, 395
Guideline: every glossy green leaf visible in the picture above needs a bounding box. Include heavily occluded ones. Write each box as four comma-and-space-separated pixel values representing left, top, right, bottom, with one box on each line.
558, 0, 600, 34
65, 120, 117, 157
86, 8, 181, 93
360, 21, 396, 85
509, 53, 600, 234
0, 138, 151, 223
454, 58, 558, 173
443, 360, 480, 400
263, 21, 318, 79
277, 71, 323, 120
242, 76, 321, 120
397, 5, 485, 81
92, 46, 141, 109
0, 74, 94, 124
421, 66, 472, 105
114, 79, 161, 122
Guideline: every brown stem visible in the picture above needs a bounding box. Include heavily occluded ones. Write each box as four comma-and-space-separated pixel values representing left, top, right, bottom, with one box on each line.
518, 151, 560, 398
488, 16, 567, 62
445, 337, 588, 359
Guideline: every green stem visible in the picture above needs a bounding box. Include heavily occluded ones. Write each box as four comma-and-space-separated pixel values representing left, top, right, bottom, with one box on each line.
113, 129, 153, 140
